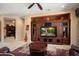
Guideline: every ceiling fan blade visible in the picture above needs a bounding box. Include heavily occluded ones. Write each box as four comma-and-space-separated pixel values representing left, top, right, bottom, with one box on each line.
28, 3, 35, 9
36, 3, 43, 10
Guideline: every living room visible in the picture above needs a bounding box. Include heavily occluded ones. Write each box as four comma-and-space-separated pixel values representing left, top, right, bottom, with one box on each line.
0, 3, 79, 56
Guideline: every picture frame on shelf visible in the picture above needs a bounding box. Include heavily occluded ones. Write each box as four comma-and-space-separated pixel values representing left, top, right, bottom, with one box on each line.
26, 25, 29, 30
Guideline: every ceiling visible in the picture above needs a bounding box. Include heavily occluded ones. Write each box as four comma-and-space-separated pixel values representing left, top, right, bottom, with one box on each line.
0, 3, 79, 16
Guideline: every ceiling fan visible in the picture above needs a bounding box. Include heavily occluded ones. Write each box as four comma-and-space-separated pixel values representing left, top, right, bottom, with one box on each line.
28, 3, 43, 10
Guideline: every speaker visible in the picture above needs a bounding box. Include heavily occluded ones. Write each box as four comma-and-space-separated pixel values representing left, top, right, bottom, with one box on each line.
44, 22, 52, 27
75, 7, 79, 17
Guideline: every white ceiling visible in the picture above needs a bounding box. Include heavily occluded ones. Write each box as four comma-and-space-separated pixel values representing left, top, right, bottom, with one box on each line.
0, 3, 79, 16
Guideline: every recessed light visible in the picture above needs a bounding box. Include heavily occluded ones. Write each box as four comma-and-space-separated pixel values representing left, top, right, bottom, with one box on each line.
13, 20, 15, 23
61, 5, 65, 8
26, 11, 30, 14
46, 9, 51, 11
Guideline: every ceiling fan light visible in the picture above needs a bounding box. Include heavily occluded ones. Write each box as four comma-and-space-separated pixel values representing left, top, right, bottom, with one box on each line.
27, 3, 43, 10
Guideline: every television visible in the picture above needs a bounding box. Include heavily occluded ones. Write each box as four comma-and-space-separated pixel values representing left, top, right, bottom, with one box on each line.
40, 26, 57, 37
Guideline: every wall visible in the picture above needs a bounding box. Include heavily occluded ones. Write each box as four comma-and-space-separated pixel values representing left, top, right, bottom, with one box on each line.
70, 10, 78, 46
24, 9, 78, 50
16, 17, 25, 41
0, 21, 1, 41
24, 17, 31, 43
0, 16, 5, 42
77, 18, 79, 46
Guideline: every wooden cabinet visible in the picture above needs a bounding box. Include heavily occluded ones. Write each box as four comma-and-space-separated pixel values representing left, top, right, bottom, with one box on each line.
31, 13, 70, 45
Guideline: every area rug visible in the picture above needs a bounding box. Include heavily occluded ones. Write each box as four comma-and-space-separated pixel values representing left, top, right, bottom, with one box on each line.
12, 44, 69, 56
12, 44, 30, 56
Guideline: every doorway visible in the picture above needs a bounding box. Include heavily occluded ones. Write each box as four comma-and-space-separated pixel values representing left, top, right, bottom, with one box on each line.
4, 17, 16, 42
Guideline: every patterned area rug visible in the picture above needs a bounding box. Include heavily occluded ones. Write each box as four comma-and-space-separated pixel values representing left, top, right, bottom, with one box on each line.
12, 44, 69, 56
12, 44, 30, 56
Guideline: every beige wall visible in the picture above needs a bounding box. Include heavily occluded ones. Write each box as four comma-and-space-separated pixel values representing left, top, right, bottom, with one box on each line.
16, 17, 25, 41
77, 18, 79, 46
0, 16, 5, 42
70, 10, 78, 46
24, 17, 31, 43
24, 9, 78, 50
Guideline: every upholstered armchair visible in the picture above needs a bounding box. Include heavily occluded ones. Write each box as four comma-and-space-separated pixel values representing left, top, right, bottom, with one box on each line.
29, 41, 47, 56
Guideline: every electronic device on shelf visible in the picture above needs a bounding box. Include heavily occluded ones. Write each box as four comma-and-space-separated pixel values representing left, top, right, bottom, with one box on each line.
40, 26, 57, 37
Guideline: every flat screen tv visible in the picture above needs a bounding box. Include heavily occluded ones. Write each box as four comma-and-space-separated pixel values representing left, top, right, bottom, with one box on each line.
40, 27, 57, 37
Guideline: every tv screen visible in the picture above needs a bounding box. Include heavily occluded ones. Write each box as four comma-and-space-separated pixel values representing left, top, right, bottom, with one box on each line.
40, 27, 57, 37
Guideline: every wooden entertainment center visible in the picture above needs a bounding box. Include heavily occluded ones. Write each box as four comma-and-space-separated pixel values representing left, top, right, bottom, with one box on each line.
31, 13, 70, 45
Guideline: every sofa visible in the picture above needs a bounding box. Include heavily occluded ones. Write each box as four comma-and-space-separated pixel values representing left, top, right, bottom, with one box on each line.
69, 45, 79, 56
0, 47, 14, 56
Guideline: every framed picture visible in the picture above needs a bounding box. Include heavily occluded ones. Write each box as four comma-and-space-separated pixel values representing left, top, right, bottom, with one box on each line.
26, 25, 29, 30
